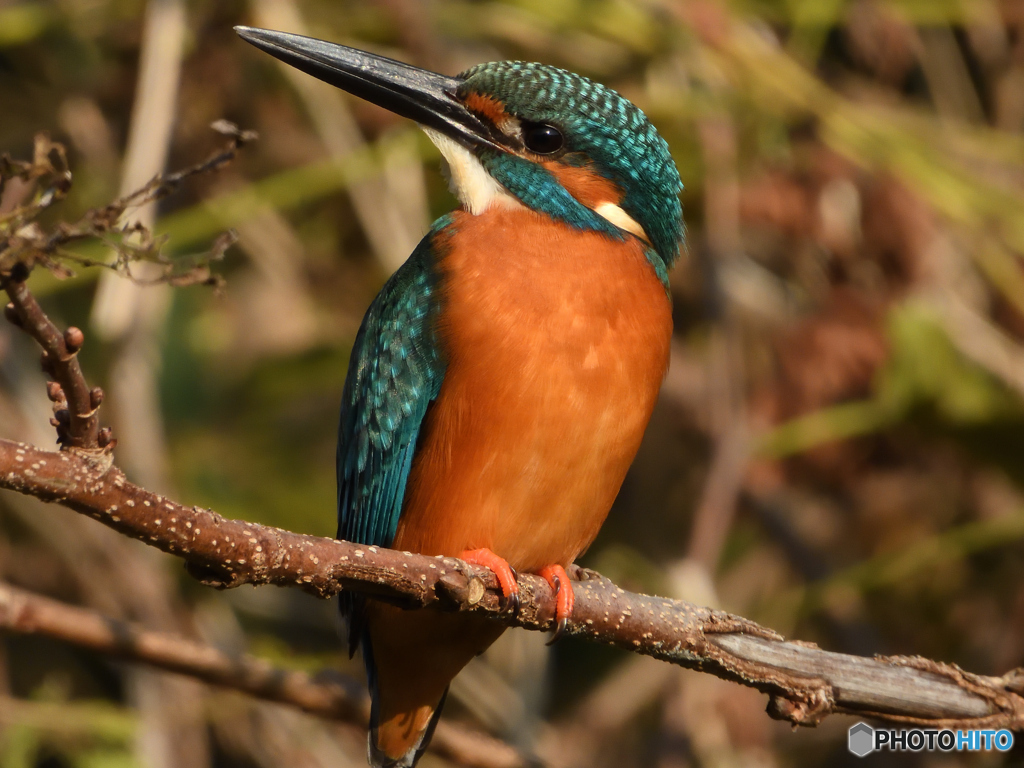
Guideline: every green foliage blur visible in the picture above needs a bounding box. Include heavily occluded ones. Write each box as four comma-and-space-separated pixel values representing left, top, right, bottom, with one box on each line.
3, 0, 1024, 766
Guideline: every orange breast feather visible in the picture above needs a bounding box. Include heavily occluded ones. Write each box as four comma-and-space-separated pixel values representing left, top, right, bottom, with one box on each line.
393, 206, 672, 571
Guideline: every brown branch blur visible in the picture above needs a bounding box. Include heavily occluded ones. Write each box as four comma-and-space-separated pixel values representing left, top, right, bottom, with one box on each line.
0, 580, 363, 718
0, 581, 525, 768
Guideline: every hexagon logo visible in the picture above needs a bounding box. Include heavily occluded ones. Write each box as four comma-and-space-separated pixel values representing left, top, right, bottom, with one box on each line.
848, 722, 875, 757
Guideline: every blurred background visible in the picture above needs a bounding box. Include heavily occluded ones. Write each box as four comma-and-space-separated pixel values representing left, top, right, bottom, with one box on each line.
3, 0, 1024, 765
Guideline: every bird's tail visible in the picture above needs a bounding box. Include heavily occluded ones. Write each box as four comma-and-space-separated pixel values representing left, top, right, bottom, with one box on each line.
364, 604, 505, 767
368, 675, 447, 768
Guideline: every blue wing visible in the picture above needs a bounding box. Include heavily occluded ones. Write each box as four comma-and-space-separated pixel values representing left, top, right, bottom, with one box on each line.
337, 221, 449, 653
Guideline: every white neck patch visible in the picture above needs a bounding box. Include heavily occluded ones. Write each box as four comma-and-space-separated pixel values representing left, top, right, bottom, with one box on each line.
422, 128, 522, 215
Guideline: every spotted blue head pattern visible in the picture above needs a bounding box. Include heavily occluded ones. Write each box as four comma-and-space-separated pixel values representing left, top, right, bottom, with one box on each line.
458, 61, 685, 270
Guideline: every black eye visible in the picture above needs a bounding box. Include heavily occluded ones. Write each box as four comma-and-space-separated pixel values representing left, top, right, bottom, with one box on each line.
522, 122, 563, 154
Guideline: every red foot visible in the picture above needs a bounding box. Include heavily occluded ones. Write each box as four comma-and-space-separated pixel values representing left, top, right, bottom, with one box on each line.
459, 548, 520, 614
538, 564, 574, 644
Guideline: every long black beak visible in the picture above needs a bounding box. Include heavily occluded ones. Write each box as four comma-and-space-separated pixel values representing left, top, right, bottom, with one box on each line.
235, 26, 508, 152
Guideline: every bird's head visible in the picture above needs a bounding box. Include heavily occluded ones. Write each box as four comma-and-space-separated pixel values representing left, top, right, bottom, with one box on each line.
236, 27, 684, 271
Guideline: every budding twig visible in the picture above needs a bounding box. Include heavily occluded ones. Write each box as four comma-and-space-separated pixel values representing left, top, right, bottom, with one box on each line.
2, 271, 101, 449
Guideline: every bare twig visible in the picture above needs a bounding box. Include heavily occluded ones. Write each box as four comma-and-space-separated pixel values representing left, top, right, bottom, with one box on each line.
2, 274, 100, 449
0, 127, 253, 285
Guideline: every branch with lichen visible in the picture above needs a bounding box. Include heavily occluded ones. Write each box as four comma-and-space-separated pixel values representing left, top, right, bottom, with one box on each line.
3, 133, 1024, 747
2, 427, 1023, 731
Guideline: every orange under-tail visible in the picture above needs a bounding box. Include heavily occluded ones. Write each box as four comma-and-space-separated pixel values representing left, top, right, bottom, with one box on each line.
366, 606, 504, 766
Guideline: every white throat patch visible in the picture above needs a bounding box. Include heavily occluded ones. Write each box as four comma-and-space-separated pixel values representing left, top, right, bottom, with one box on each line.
422, 128, 652, 245
422, 128, 522, 215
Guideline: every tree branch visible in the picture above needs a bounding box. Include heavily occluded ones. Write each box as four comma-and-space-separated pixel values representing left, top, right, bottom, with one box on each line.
2, 435, 1023, 731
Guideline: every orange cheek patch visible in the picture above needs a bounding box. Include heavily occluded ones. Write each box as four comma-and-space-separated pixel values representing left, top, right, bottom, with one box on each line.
462, 92, 514, 130
542, 161, 624, 209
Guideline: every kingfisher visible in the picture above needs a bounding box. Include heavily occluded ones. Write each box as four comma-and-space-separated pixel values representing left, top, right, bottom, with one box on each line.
236, 26, 683, 768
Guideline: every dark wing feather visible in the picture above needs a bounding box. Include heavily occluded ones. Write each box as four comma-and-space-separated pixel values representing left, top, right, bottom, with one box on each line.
336, 225, 448, 656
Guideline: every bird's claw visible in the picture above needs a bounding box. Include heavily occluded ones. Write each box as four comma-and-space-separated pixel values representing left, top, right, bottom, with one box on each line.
504, 566, 521, 615
459, 548, 520, 615
547, 616, 569, 646
505, 589, 521, 616
538, 564, 575, 644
